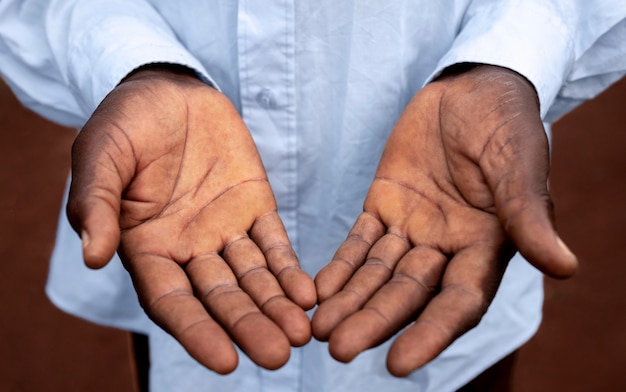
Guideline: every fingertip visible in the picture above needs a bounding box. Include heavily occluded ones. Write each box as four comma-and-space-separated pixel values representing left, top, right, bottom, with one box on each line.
544, 259, 577, 280
233, 314, 291, 370
520, 234, 578, 279
81, 229, 118, 269
212, 360, 239, 375
289, 271, 317, 311
257, 337, 291, 370
289, 323, 312, 347
70, 195, 121, 269
328, 309, 393, 365
386, 322, 449, 377
311, 306, 331, 342
261, 297, 312, 347
553, 236, 578, 278
313, 269, 328, 303
315, 228, 376, 303
82, 248, 112, 269
314, 266, 341, 304
182, 324, 240, 375
386, 339, 424, 378
386, 355, 412, 378
504, 205, 578, 279
81, 229, 91, 249
290, 309, 313, 348
386, 358, 416, 378
310, 293, 354, 342
204, 348, 239, 375
328, 332, 359, 363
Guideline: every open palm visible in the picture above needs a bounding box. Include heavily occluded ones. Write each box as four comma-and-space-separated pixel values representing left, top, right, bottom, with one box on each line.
312, 65, 577, 376
66, 67, 316, 373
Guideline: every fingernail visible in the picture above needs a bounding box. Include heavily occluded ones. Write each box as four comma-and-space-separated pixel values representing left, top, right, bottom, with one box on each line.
81, 230, 90, 249
556, 236, 575, 260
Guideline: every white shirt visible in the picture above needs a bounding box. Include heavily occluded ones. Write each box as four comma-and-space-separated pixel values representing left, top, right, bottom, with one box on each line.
1, 1, 625, 391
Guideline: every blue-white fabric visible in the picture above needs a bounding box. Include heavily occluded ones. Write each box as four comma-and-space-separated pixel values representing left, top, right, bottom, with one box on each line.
1, 1, 625, 391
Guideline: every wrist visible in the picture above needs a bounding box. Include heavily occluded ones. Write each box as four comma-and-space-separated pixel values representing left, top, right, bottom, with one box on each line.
121, 63, 202, 85
436, 63, 540, 110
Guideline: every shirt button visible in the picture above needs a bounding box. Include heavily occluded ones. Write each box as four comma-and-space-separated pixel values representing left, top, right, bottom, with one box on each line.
256, 88, 277, 109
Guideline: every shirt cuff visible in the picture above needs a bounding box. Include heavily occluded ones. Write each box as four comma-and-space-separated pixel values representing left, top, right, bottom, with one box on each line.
65, 8, 218, 116
425, 1, 574, 119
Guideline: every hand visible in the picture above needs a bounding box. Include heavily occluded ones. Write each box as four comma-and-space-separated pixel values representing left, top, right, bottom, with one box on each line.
312, 65, 577, 376
66, 66, 316, 373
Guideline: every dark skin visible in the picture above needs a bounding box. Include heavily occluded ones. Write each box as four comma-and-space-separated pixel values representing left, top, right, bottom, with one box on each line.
68, 67, 317, 373
66, 64, 576, 376
312, 64, 576, 376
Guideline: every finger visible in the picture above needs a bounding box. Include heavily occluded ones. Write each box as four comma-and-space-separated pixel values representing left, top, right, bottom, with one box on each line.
124, 253, 238, 374
311, 232, 410, 341
66, 128, 135, 269
326, 246, 447, 362
483, 123, 577, 278
498, 188, 576, 278
508, 204, 577, 278
386, 244, 507, 376
250, 211, 317, 310
186, 253, 291, 370
66, 185, 120, 269
315, 213, 386, 302
223, 236, 311, 346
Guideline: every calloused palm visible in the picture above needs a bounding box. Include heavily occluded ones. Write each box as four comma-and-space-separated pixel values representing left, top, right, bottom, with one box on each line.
312, 65, 577, 376
66, 67, 316, 373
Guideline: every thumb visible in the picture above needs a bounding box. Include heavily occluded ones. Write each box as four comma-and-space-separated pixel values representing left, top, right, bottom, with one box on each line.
66, 126, 132, 269
66, 183, 121, 270
498, 189, 577, 278
487, 126, 577, 279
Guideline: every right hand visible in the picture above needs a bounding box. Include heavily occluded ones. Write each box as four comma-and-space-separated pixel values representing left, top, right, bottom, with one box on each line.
66, 66, 316, 373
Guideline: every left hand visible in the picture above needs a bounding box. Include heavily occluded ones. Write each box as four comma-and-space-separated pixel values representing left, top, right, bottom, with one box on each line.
312, 65, 577, 376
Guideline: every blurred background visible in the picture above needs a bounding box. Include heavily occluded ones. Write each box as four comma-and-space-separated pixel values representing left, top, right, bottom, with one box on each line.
1, 76, 625, 391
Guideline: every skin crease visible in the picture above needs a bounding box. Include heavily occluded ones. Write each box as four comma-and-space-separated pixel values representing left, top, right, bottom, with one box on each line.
67, 66, 317, 373
312, 65, 577, 376
66, 64, 577, 376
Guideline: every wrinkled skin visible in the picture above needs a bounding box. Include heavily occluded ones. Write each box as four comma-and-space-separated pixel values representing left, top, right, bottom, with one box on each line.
312, 65, 577, 376
67, 64, 576, 376
67, 67, 317, 373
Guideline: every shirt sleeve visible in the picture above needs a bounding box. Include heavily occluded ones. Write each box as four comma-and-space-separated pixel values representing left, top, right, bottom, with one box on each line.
0, 0, 217, 127
427, 0, 626, 122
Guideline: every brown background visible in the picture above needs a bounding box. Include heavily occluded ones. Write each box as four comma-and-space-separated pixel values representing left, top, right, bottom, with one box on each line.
0, 77, 625, 391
